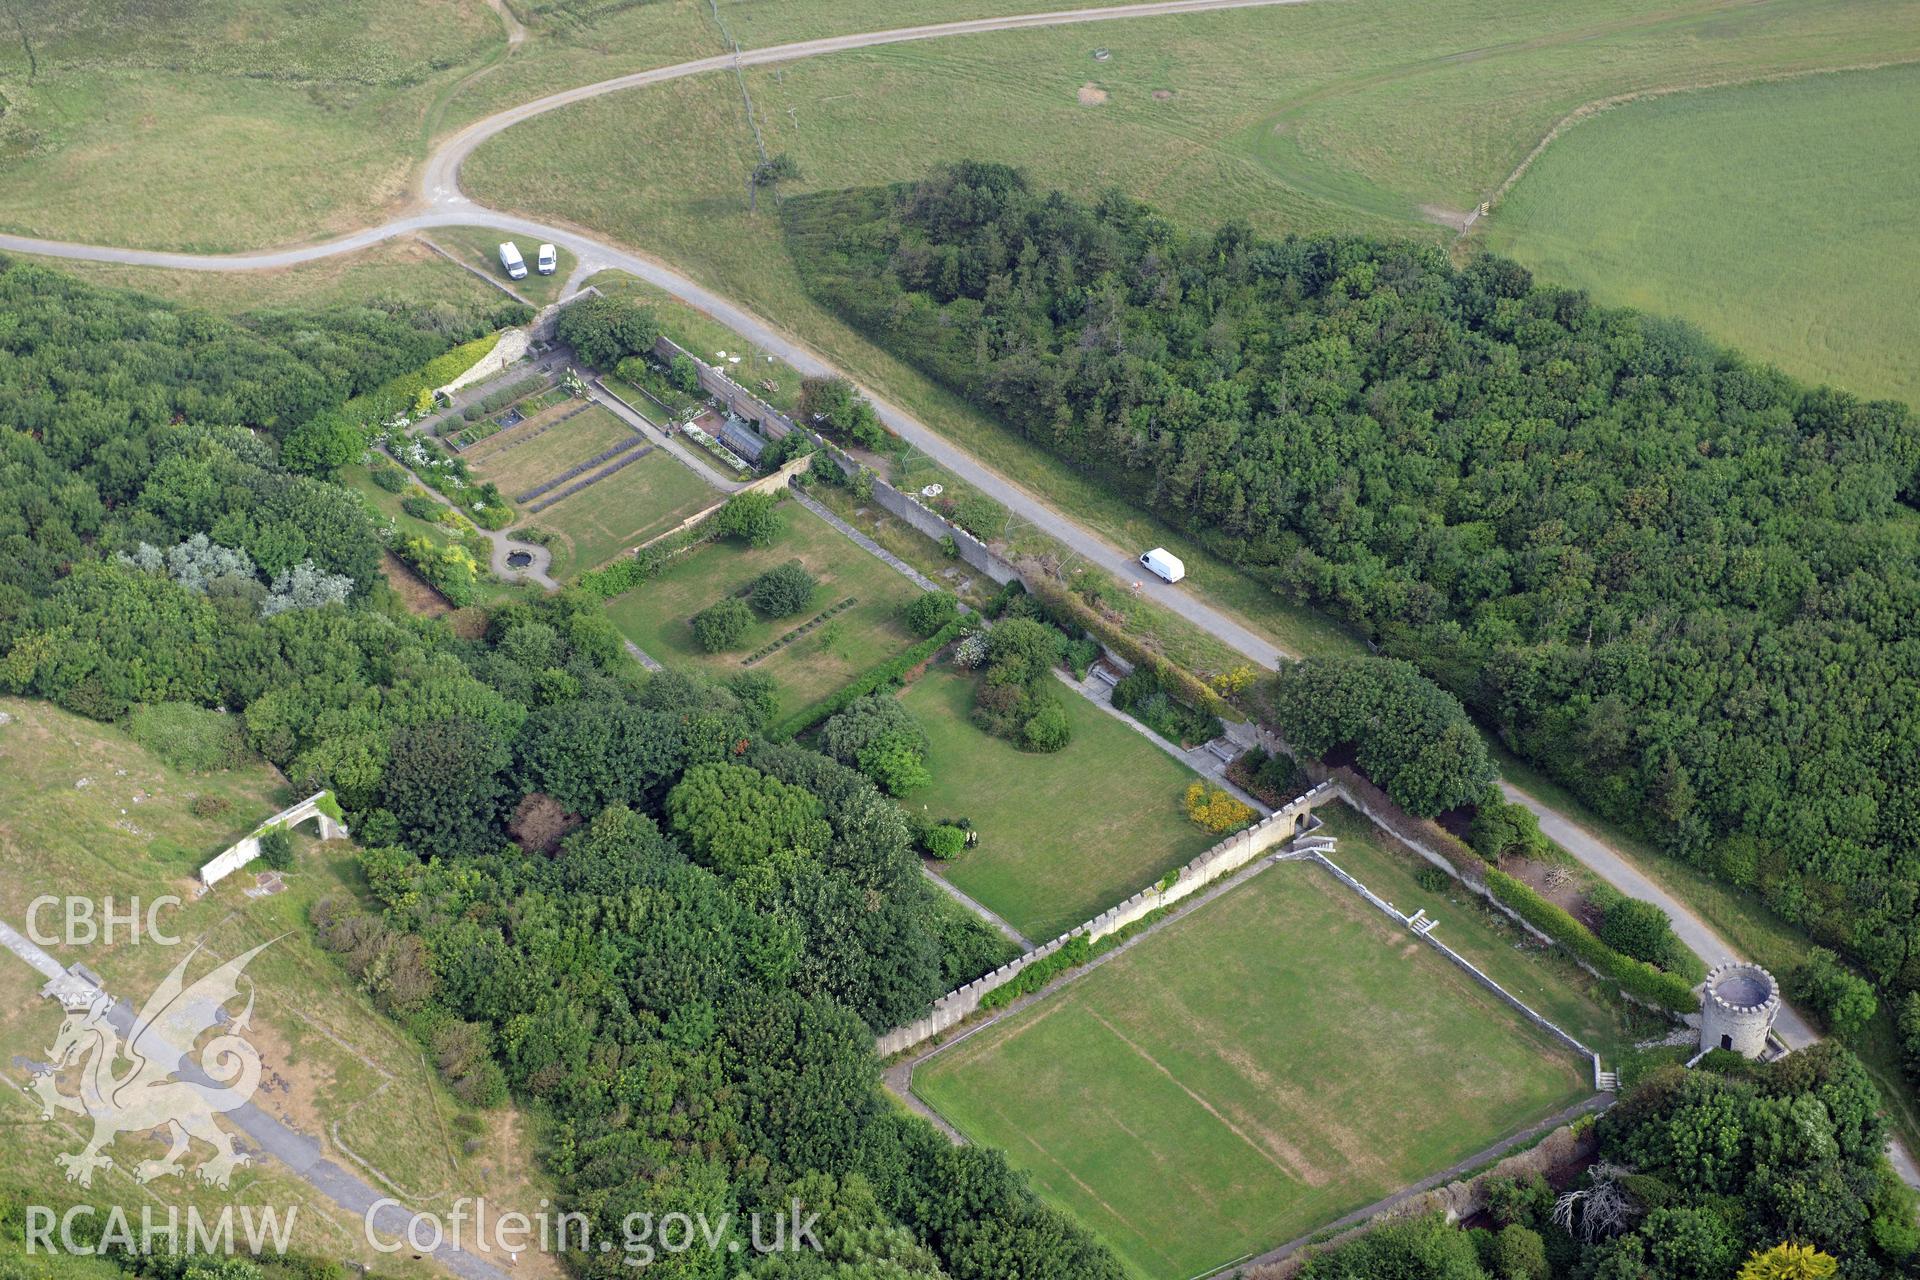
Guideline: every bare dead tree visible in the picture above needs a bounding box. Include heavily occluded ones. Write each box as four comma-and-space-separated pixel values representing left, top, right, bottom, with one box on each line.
1552, 1161, 1640, 1243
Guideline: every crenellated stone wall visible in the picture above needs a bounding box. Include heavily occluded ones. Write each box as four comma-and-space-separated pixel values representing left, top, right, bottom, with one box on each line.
876, 782, 1337, 1056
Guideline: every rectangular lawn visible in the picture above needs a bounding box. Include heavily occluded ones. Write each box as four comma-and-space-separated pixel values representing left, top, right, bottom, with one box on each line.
532, 447, 717, 581
905, 666, 1219, 942
914, 863, 1591, 1280
465, 400, 635, 495
603, 502, 924, 717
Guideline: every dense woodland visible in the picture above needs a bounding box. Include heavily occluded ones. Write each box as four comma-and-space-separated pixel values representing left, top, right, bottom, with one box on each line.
0, 257, 1107, 1279
786, 164, 1920, 1031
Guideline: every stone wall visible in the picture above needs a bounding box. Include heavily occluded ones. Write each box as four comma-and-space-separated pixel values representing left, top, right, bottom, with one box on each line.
652, 335, 804, 436
876, 782, 1337, 1056
200, 792, 348, 886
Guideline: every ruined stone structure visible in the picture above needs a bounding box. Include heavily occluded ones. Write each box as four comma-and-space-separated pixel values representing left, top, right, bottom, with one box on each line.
1700, 962, 1780, 1057
199, 792, 348, 886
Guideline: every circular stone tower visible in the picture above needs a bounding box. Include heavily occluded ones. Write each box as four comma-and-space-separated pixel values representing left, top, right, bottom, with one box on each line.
1700, 962, 1780, 1058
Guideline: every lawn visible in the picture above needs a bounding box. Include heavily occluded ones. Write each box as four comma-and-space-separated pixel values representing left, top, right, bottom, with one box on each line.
533, 447, 719, 581
602, 500, 923, 715
914, 860, 1591, 1279
0, 697, 558, 1272
905, 665, 1218, 942
1308, 805, 1661, 1060
1481, 65, 1920, 408
427, 223, 580, 307
467, 400, 638, 495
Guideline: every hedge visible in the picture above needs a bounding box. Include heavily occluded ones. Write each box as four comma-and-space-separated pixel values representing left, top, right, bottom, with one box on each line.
1485, 868, 1700, 1012
980, 937, 1093, 1010
1024, 576, 1236, 722
348, 331, 502, 425
768, 618, 968, 740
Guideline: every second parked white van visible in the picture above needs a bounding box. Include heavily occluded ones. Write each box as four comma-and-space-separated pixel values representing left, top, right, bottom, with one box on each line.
537, 244, 557, 275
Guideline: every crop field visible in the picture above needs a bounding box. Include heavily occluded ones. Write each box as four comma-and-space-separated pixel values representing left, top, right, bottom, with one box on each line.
0, 0, 502, 251
1481, 65, 1920, 407
0, 698, 557, 1271
914, 857, 1591, 1279
532, 448, 718, 581
905, 666, 1218, 943
426, 224, 580, 307
602, 501, 923, 717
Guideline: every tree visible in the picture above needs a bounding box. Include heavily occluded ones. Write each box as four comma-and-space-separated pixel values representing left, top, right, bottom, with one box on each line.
381, 716, 510, 859
279, 410, 362, 475
555, 295, 661, 369
1487, 1225, 1547, 1280
1598, 898, 1682, 972
692, 597, 753, 652
1738, 1243, 1840, 1280
856, 734, 932, 796
902, 591, 959, 638
748, 561, 817, 617
1899, 992, 1920, 1083
748, 152, 802, 214
1296, 1214, 1488, 1280
1791, 948, 1878, 1040
665, 763, 833, 881
797, 376, 885, 449
715, 491, 782, 547
261, 559, 353, 617
1467, 798, 1548, 861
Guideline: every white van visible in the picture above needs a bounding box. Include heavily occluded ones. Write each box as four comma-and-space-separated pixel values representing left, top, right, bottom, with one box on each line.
1140, 547, 1185, 584
536, 244, 558, 275
498, 241, 528, 280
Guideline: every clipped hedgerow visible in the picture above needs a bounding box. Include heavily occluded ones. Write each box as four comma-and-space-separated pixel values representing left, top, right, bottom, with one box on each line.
768, 618, 967, 740
1485, 868, 1698, 1012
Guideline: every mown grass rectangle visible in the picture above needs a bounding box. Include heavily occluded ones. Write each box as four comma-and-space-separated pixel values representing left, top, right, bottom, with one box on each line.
914, 861, 1591, 1279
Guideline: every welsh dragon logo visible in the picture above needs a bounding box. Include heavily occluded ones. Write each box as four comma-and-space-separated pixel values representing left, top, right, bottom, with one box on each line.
30, 941, 272, 1189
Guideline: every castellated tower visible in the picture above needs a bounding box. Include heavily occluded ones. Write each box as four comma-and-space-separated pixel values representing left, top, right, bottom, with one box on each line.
1700, 962, 1780, 1058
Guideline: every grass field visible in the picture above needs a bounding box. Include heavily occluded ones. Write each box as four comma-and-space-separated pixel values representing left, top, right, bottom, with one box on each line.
533, 447, 718, 580
1481, 65, 1920, 407
28, 238, 504, 315
602, 501, 922, 717
0, 0, 502, 251
0, 697, 557, 1276
467, 399, 637, 492
906, 666, 1217, 942
915, 859, 1591, 1279
426, 223, 579, 307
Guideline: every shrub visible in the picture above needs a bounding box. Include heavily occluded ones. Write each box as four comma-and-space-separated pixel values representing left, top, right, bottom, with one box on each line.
191, 794, 233, 820
747, 560, 817, 617
950, 493, 1007, 540
1490, 1225, 1549, 1280
691, 598, 753, 652
819, 693, 929, 770
1112, 664, 1222, 747
257, 823, 294, 871
1019, 696, 1071, 753
369, 462, 410, 492
1416, 866, 1454, 895
903, 590, 960, 638
1598, 898, 1684, 973
127, 702, 249, 772
1467, 796, 1549, 862
401, 494, 442, 521
924, 824, 966, 859
1790, 948, 1877, 1040
1185, 782, 1254, 834
858, 733, 932, 796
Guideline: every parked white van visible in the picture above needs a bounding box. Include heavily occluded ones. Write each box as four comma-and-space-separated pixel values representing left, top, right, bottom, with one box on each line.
536, 244, 558, 275
498, 241, 528, 280
1139, 547, 1185, 584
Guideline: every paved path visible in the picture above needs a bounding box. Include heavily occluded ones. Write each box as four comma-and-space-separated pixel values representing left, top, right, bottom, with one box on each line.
0, 923, 513, 1280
